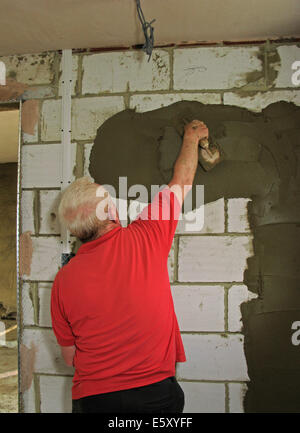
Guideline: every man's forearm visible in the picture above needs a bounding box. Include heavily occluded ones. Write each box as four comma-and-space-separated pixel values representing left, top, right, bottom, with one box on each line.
169, 120, 208, 204
61, 345, 76, 367
172, 134, 199, 186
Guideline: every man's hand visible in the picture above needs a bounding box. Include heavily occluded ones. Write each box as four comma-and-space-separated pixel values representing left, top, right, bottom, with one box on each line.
184, 120, 209, 143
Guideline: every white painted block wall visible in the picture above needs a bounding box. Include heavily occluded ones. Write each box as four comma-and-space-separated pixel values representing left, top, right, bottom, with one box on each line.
5, 42, 298, 412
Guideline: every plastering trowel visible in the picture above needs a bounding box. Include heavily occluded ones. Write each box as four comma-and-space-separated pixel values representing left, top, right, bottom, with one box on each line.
198, 137, 222, 172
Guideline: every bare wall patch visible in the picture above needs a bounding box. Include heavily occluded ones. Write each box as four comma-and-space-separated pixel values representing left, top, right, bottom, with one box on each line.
21, 99, 39, 135
19, 231, 33, 277
20, 342, 37, 393
0, 78, 27, 101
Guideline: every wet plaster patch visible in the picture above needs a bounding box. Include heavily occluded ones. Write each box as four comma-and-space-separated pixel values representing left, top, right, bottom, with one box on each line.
89, 100, 300, 412
266, 45, 281, 87
239, 46, 266, 90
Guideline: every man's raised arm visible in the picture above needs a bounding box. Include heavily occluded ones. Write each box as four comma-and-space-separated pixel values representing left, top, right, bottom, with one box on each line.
168, 120, 209, 205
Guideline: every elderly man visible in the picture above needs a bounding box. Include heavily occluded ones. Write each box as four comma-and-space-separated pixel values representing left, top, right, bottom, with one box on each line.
51, 119, 209, 413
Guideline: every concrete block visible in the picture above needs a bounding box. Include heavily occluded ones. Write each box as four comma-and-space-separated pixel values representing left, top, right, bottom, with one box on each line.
21, 143, 76, 188
21, 328, 74, 375
82, 50, 170, 94
227, 198, 251, 233
273, 45, 300, 88
130, 93, 221, 112
177, 333, 249, 381
38, 283, 52, 328
58, 54, 78, 96
21, 282, 35, 326
71, 96, 124, 140
178, 235, 253, 282
20, 190, 35, 233
228, 382, 248, 413
168, 241, 175, 283
21, 379, 36, 413
228, 285, 258, 332
40, 375, 72, 413
1, 52, 55, 85
39, 190, 61, 234
171, 285, 224, 332
174, 47, 263, 90
177, 198, 225, 234
224, 90, 300, 112
41, 99, 61, 142
179, 381, 225, 413
22, 86, 56, 100
22, 237, 61, 281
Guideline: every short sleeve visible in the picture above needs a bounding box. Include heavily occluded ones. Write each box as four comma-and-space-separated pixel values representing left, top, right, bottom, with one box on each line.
134, 186, 182, 253
50, 274, 75, 347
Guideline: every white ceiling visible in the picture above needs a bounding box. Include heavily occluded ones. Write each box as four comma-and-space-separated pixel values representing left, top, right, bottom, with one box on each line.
0, 0, 299, 56
0, 0, 299, 163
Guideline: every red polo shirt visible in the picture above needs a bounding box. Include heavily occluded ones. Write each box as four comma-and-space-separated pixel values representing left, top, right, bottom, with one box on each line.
51, 186, 186, 400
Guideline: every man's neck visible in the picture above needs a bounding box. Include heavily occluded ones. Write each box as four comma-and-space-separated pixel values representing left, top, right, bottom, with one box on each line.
80, 221, 121, 244
98, 221, 121, 238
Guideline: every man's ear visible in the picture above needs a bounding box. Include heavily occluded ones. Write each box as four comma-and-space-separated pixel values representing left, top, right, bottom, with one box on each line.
108, 204, 116, 222
108, 200, 120, 224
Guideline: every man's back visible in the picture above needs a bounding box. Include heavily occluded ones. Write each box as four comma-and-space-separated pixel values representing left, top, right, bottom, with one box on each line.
51, 187, 186, 400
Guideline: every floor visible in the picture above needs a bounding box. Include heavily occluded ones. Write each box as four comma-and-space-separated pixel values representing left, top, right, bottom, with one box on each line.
0, 320, 18, 413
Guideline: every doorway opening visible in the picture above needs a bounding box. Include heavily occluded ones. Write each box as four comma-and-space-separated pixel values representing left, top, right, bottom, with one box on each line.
0, 103, 20, 413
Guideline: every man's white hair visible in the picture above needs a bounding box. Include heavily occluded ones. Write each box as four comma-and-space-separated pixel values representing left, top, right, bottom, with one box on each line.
58, 176, 110, 242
